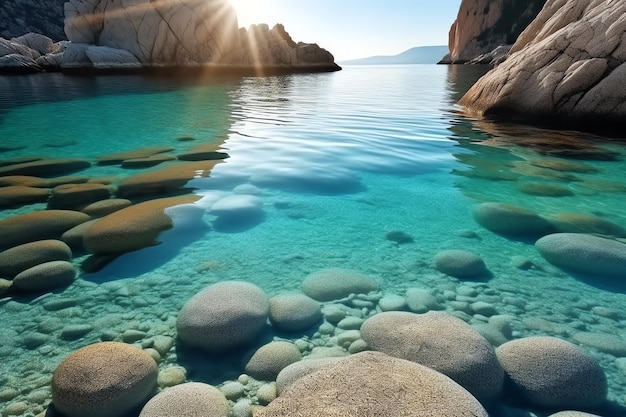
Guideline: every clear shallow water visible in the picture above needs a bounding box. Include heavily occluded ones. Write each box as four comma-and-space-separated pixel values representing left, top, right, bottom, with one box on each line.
1, 65, 626, 416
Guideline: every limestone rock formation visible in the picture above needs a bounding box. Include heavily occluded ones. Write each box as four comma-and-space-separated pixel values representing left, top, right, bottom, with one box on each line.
63, 0, 240, 65
459, 0, 626, 127
441, 0, 546, 64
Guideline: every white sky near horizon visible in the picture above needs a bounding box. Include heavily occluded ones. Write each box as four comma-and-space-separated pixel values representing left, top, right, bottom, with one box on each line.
229, 0, 461, 61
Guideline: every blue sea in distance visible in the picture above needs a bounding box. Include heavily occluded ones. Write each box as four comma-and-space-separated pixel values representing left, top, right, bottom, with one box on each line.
1, 64, 626, 416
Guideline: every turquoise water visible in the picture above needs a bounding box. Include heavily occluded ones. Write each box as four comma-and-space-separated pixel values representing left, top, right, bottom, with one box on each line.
1, 65, 626, 416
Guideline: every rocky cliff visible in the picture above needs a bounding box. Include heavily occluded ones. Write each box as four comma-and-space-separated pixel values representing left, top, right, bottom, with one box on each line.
0, 0, 339, 73
441, 0, 546, 64
459, 0, 626, 129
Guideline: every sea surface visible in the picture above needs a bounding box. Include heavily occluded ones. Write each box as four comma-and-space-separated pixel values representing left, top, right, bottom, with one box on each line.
1, 64, 626, 416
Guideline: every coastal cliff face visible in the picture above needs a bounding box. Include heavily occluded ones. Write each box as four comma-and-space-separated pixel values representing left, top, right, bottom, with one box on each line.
459, 0, 626, 128
64, 0, 241, 65
442, 0, 546, 64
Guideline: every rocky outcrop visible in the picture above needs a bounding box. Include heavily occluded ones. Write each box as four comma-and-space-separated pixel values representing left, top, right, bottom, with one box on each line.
63, 0, 240, 65
441, 0, 546, 64
459, 0, 626, 128
221, 24, 337, 70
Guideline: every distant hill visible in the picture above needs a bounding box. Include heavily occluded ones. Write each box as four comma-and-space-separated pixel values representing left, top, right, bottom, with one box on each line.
339, 45, 449, 65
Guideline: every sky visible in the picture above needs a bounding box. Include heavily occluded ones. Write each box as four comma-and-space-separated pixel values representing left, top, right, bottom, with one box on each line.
229, 0, 461, 61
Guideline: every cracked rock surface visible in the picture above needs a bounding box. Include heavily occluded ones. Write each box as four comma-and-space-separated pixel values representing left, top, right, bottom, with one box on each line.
459, 0, 626, 127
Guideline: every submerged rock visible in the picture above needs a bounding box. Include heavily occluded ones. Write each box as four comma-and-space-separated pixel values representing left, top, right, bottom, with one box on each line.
434, 249, 490, 279
535, 233, 626, 278
176, 281, 269, 353
52, 342, 158, 417
255, 351, 489, 417
300, 268, 379, 302
472, 202, 554, 238
496, 336, 607, 409
139, 382, 228, 417
361, 311, 504, 402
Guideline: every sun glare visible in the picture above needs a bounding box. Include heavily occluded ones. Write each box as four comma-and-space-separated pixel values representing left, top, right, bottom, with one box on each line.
229, 0, 271, 28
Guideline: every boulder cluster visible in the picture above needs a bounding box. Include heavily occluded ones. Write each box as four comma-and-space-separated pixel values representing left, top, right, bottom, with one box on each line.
0, 0, 340, 73
0, 145, 265, 295
48, 269, 609, 417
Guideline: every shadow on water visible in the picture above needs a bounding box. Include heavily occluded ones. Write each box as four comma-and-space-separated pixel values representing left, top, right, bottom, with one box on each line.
82, 222, 210, 282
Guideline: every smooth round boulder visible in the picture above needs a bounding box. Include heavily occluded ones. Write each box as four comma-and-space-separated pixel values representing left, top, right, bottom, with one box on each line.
269, 292, 322, 332
434, 249, 489, 279
254, 351, 489, 417
548, 412, 602, 417
83, 195, 199, 254
81, 198, 132, 217
52, 342, 158, 417
535, 233, 626, 278
0, 185, 49, 208
0, 210, 91, 249
496, 336, 607, 409
244, 341, 302, 380
301, 268, 379, 301
48, 183, 111, 209
177, 281, 270, 353
0, 239, 72, 278
275, 357, 343, 394
138, 382, 229, 417
472, 202, 554, 237
61, 219, 99, 252
12, 260, 76, 292
97, 146, 174, 165
548, 212, 626, 237
0, 157, 91, 177
361, 311, 504, 402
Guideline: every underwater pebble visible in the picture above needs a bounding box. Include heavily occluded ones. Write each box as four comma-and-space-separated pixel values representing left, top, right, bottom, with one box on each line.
59, 324, 93, 340
336, 330, 361, 348
308, 346, 349, 359
143, 348, 161, 363
25, 389, 49, 404
615, 358, 626, 376
322, 305, 346, 324
317, 322, 335, 335
405, 288, 442, 313
348, 339, 369, 354
22, 333, 49, 350
336, 317, 363, 330
456, 286, 479, 297
99, 330, 117, 341
1, 401, 28, 416
42, 298, 79, 311
471, 301, 497, 317
256, 382, 277, 405
591, 306, 623, 320
232, 399, 253, 417
472, 323, 509, 347
220, 381, 246, 400
449, 301, 472, 315
573, 332, 626, 356
37, 318, 64, 334
350, 299, 374, 309
0, 388, 19, 401
121, 330, 147, 343
150, 335, 175, 356
378, 294, 406, 311
450, 310, 473, 322
157, 365, 187, 388
238, 374, 250, 385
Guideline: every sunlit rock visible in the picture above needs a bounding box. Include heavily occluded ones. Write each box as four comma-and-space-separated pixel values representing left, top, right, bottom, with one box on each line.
459, 0, 626, 127
64, 0, 240, 65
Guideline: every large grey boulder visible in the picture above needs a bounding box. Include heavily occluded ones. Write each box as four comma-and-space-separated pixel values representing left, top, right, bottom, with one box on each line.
139, 382, 229, 417
361, 311, 504, 402
176, 281, 270, 353
459, 0, 626, 127
301, 268, 379, 302
254, 351, 489, 417
496, 336, 607, 409
535, 233, 626, 278
52, 342, 158, 417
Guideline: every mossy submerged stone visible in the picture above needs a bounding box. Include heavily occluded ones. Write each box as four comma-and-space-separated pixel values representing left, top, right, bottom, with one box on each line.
177, 281, 269, 353
496, 336, 607, 409
83, 195, 199, 255
472, 202, 554, 237
52, 342, 158, 417
0, 239, 72, 278
12, 260, 76, 292
255, 351, 488, 417
535, 233, 626, 277
0, 210, 91, 249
